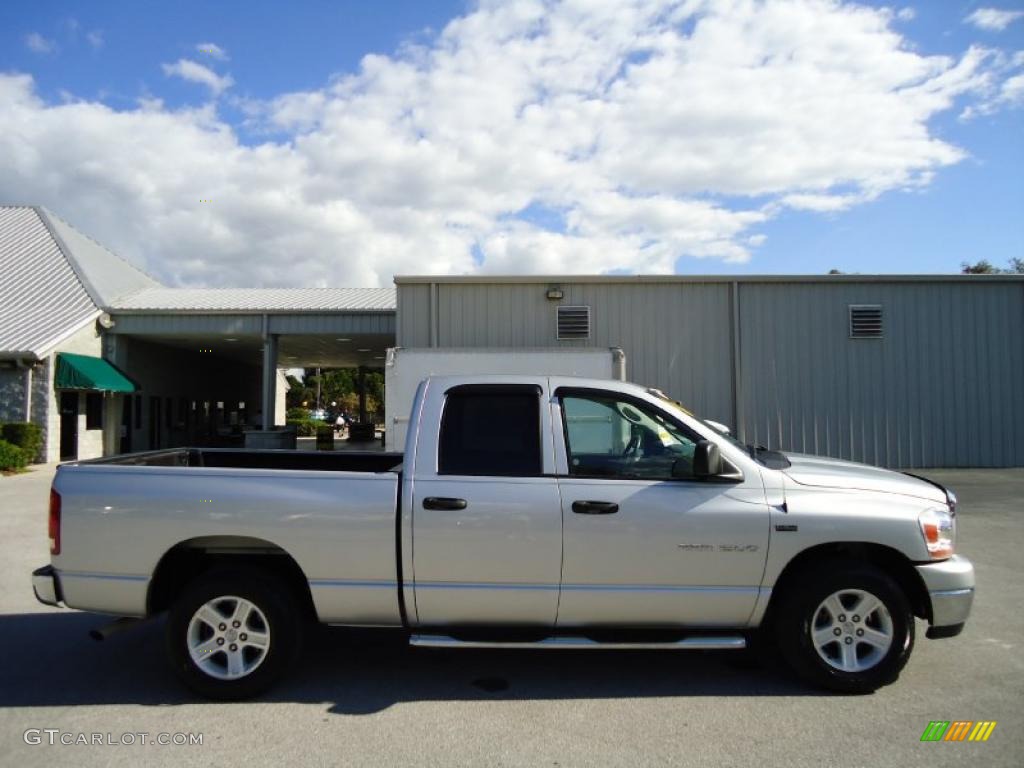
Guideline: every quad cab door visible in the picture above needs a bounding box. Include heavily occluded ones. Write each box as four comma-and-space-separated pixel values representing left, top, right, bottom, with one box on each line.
551, 384, 770, 627
409, 381, 563, 626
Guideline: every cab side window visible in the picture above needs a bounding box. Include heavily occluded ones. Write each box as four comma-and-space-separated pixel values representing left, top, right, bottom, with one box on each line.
561, 393, 698, 480
438, 386, 542, 476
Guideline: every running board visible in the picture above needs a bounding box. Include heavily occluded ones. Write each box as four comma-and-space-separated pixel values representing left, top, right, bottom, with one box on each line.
409, 634, 746, 650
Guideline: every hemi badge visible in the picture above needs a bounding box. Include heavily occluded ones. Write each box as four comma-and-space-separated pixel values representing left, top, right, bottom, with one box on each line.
775, 524, 798, 532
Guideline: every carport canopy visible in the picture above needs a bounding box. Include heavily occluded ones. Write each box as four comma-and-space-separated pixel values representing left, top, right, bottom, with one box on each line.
105, 287, 397, 429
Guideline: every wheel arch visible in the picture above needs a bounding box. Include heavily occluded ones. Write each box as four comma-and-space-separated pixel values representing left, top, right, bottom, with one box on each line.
147, 536, 317, 621
763, 541, 931, 627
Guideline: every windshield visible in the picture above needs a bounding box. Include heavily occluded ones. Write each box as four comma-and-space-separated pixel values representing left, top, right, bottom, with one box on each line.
644, 387, 791, 469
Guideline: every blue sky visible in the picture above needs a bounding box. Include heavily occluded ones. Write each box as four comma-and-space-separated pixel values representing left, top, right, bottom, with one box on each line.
1, 1, 1022, 286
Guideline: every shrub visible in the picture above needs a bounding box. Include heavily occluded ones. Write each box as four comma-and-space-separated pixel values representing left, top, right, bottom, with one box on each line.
0, 439, 28, 471
1, 422, 43, 464
286, 419, 319, 437
285, 407, 309, 422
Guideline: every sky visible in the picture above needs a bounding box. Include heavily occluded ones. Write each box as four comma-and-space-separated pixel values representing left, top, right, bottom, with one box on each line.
1, 0, 1022, 288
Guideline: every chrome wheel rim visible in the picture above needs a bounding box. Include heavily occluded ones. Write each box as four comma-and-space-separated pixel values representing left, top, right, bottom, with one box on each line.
187, 595, 271, 680
811, 588, 893, 673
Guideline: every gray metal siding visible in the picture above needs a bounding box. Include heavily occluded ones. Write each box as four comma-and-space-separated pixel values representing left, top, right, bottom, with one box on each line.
401, 282, 735, 424
396, 283, 432, 347
397, 278, 1024, 468
736, 282, 1024, 468
109, 313, 394, 336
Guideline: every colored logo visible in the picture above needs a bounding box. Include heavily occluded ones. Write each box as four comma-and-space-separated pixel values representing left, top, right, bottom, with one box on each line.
921, 721, 997, 742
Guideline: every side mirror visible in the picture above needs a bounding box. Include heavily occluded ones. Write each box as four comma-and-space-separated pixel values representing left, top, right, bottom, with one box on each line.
692, 440, 723, 477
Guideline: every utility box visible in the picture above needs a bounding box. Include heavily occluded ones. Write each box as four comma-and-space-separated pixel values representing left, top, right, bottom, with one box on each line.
315, 425, 334, 451
384, 346, 626, 452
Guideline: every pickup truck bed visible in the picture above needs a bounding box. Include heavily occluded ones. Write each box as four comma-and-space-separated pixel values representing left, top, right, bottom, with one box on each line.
44, 448, 407, 628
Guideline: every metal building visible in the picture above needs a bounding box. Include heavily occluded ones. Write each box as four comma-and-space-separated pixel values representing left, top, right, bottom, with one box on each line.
395, 275, 1024, 468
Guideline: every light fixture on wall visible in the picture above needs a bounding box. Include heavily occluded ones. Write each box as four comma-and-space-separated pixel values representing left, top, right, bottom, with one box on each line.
97, 313, 116, 329
545, 287, 564, 300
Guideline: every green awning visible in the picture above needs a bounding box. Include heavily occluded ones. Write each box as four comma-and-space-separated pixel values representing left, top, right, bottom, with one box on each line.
55, 353, 136, 393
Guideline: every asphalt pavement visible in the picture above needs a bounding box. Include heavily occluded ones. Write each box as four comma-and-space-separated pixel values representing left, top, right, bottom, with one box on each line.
1, 465, 1021, 767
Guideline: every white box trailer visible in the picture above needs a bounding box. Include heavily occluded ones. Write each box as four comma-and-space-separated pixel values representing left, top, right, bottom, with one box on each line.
384, 347, 626, 451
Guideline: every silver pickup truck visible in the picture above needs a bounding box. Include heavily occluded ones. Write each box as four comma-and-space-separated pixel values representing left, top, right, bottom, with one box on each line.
33, 375, 975, 699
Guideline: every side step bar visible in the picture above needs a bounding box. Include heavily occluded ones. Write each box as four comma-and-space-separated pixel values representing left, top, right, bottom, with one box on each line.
410, 634, 746, 650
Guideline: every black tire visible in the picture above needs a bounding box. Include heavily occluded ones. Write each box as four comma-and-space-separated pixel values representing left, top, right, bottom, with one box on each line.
774, 561, 914, 694
166, 568, 302, 700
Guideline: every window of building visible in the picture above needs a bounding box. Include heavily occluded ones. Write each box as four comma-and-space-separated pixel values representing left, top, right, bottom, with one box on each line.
438, 386, 542, 476
560, 391, 699, 480
85, 393, 103, 430
134, 395, 142, 428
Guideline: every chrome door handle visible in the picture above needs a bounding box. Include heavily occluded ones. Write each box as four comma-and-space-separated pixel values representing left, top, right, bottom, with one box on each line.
572, 500, 619, 515
423, 497, 468, 511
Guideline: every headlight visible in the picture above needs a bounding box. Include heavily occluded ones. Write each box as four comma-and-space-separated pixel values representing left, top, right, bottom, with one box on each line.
919, 507, 956, 560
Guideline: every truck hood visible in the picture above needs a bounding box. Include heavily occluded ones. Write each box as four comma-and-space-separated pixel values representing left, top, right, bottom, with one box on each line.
782, 453, 947, 504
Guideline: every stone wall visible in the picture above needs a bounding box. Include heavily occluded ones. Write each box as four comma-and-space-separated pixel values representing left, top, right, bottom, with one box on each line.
0, 362, 49, 463
0, 366, 27, 424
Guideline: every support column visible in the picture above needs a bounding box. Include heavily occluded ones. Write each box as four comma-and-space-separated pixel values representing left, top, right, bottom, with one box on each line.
261, 333, 278, 430
102, 393, 122, 456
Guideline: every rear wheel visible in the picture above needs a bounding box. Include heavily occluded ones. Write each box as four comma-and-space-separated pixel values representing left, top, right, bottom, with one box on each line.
166, 569, 301, 700
775, 562, 914, 693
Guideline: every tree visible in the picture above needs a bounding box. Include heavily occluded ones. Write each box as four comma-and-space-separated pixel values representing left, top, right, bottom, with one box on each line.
961, 258, 1024, 274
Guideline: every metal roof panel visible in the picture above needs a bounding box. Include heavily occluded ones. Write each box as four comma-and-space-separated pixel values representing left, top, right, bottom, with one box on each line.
0, 207, 99, 357
110, 286, 397, 312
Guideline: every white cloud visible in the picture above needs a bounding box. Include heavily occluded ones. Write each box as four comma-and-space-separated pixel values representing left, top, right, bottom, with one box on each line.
25, 32, 56, 54
896, 7, 915, 22
1, 0, 1019, 288
86, 30, 104, 49
965, 8, 1024, 32
196, 42, 229, 61
162, 59, 234, 95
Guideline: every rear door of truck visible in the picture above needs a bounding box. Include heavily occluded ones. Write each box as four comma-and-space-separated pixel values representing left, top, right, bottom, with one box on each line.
407, 380, 562, 625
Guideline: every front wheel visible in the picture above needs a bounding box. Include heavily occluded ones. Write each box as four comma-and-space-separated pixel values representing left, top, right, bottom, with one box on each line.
775, 562, 914, 693
166, 569, 302, 700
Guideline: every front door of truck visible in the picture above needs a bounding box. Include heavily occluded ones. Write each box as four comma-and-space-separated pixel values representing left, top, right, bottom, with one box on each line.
410, 383, 562, 626
553, 387, 770, 627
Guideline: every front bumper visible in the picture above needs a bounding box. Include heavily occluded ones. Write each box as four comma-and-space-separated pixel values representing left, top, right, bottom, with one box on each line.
915, 555, 974, 639
32, 565, 63, 607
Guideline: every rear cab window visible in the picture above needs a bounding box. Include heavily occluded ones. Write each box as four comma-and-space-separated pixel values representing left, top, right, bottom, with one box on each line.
438, 385, 543, 476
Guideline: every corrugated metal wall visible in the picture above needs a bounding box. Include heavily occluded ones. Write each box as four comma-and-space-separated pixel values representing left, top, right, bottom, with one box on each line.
399, 281, 736, 424
736, 282, 1024, 468
397, 278, 1024, 468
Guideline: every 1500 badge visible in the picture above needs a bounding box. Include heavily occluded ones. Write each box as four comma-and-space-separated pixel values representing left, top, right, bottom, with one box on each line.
677, 544, 760, 552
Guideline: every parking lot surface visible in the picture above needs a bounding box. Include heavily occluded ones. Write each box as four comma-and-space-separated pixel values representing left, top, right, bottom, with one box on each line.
1, 466, 1021, 767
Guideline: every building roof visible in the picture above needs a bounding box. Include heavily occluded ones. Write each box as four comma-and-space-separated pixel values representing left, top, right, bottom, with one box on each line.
110, 286, 396, 313
0, 206, 159, 358
0, 207, 94, 358
395, 274, 1024, 284
39, 207, 160, 306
